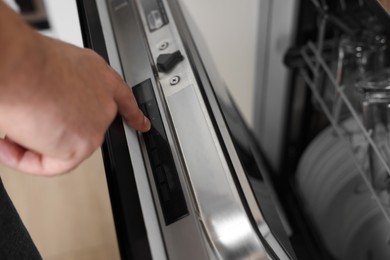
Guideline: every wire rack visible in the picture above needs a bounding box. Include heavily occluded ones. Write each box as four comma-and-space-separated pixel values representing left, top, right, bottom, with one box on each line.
298, 0, 390, 240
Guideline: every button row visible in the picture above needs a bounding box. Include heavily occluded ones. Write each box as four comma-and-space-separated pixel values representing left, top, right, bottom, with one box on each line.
133, 79, 188, 225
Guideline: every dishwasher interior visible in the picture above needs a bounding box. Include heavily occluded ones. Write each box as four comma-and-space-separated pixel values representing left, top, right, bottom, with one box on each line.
279, 0, 390, 259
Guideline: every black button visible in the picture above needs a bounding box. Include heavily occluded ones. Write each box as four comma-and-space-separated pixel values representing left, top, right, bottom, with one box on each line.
160, 183, 171, 202
157, 51, 184, 72
144, 131, 157, 149
145, 101, 158, 123
151, 149, 161, 165
145, 101, 153, 113
139, 103, 148, 116
163, 165, 176, 190
155, 166, 166, 184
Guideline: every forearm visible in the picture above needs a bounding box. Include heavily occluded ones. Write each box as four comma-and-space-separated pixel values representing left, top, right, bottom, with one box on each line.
0, 2, 46, 100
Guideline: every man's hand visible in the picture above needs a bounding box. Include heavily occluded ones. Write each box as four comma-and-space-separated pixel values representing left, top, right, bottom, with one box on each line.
0, 3, 150, 176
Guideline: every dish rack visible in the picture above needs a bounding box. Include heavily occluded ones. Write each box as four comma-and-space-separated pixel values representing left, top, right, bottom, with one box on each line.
297, 0, 390, 238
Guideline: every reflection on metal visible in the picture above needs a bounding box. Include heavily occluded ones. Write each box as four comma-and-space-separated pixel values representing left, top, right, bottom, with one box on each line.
205, 204, 268, 260
111, 0, 128, 11
167, 85, 268, 259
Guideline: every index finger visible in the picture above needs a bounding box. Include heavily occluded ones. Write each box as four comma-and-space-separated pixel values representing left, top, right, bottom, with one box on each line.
113, 79, 151, 132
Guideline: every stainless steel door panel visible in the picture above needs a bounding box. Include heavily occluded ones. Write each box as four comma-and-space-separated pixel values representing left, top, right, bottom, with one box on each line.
106, 1, 209, 259
132, 0, 272, 258
107, 0, 152, 86
166, 85, 267, 259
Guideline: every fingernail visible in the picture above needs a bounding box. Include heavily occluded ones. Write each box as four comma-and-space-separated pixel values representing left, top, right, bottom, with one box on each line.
143, 116, 151, 132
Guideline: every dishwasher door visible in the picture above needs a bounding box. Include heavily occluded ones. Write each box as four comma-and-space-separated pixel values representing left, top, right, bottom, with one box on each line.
76, 0, 295, 259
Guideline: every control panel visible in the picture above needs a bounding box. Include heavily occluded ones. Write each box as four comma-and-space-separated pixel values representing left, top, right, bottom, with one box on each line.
133, 79, 188, 225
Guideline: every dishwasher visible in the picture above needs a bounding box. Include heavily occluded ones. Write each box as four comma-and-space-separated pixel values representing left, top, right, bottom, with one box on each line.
76, 0, 390, 259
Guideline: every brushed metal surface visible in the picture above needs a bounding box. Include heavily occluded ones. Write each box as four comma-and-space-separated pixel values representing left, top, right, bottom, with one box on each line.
167, 85, 268, 259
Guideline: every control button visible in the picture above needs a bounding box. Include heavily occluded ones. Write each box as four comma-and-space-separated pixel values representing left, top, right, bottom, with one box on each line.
145, 101, 158, 123
140, 103, 149, 116
151, 149, 162, 166
157, 51, 184, 73
163, 165, 175, 190
160, 183, 171, 202
145, 131, 157, 149
155, 166, 166, 184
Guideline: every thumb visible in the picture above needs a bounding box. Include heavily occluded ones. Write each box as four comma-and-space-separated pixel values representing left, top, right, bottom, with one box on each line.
0, 137, 26, 169
0, 137, 76, 176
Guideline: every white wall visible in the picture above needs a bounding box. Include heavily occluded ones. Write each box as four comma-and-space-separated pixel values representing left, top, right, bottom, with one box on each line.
41, 0, 83, 46
179, 0, 259, 127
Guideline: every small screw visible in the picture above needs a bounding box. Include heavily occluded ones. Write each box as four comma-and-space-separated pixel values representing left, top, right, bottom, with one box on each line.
159, 41, 169, 50
170, 76, 180, 85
